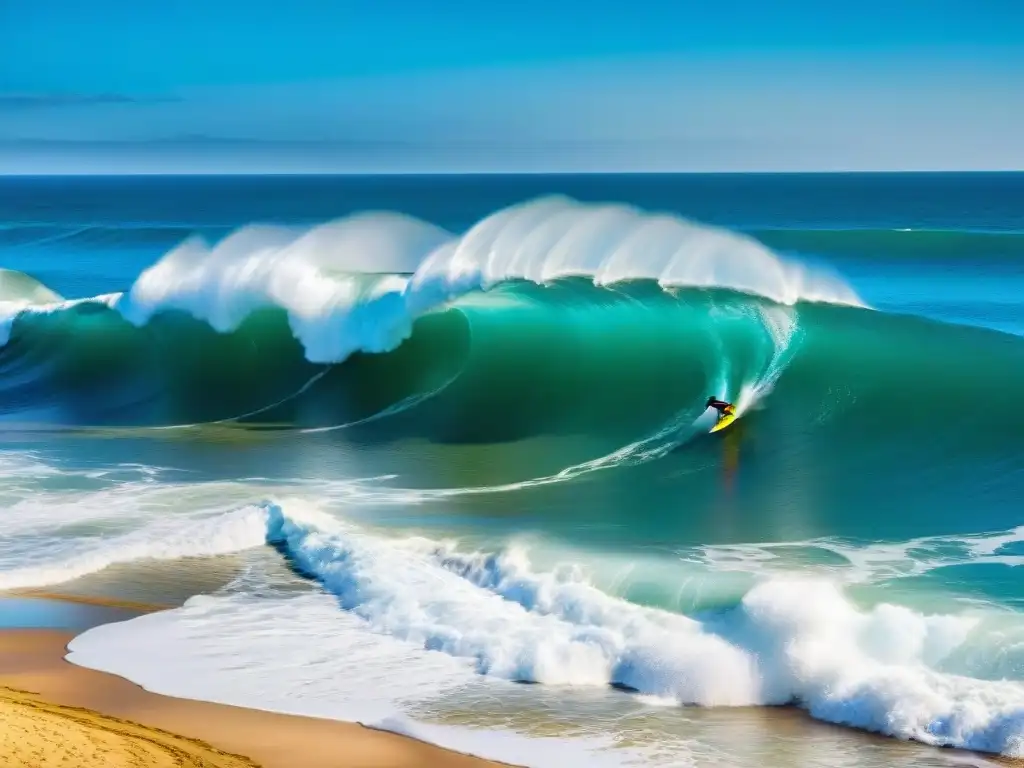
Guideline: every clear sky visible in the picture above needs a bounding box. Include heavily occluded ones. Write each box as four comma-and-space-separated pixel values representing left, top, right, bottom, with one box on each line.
2, 1, 1022, 173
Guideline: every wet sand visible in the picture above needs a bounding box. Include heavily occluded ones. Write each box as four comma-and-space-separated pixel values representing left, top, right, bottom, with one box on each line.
0, 597, 506, 768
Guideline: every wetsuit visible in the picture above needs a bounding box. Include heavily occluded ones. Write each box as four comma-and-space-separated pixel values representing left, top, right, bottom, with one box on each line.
706, 398, 735, 418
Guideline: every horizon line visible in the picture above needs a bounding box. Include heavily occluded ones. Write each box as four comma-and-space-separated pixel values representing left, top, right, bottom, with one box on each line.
4, 169, 1024, 178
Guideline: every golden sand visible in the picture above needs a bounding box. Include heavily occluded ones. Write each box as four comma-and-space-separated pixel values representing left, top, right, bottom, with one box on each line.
0, 628, 506, 768
0, 685, 257, 767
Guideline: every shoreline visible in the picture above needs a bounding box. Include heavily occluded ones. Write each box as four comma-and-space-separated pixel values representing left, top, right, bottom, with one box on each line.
1, 593, 1017, 768
0, 595, 509, 768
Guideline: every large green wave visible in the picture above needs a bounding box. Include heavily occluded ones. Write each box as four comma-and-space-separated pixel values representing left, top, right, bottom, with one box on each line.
5, 272, 1024, 554
3, 275, 1023, 447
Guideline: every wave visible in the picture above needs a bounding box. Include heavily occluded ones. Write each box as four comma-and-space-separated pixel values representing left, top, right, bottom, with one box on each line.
56, 500, 1024, 760
3, 268, 1024, 464
5, 197, 1024, 494
0, 196, 862, 357
0, 196, 860, 433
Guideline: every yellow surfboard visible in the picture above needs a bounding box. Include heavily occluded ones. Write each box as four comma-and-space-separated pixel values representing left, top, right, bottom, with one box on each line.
709, 407, 737, 433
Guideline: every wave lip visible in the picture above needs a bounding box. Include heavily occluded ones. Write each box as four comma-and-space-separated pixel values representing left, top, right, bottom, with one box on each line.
410, 197, 863, 310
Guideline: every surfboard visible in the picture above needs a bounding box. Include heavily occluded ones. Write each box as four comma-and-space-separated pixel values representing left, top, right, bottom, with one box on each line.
709, 408, 737, 433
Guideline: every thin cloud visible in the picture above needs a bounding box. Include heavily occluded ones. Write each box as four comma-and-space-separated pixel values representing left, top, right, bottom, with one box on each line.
0, 92, 178, 109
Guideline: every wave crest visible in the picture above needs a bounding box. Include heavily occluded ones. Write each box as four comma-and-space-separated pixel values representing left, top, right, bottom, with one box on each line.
0, 197, 862, 364
410, 197, 862, 309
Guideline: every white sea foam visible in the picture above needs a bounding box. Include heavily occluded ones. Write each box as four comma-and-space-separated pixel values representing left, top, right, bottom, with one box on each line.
114, 216, 446, 363
61, 500, 1024, 762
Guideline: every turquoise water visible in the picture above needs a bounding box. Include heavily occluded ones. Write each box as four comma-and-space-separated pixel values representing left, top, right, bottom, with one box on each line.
2, 174, 1024, 767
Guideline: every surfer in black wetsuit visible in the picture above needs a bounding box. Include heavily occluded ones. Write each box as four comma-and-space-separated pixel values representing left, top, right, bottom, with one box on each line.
706, 396, 735, 422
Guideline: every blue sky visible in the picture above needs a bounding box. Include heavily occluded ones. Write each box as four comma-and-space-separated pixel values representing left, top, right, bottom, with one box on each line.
2, 1, 1022, 173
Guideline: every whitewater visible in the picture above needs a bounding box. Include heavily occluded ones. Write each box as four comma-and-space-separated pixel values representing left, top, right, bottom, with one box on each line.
2, 475, 1023, 764
3, 175, 1024, 768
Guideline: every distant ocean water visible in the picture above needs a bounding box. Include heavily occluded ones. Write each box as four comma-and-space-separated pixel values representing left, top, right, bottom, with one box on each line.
2, 173, 1024, 767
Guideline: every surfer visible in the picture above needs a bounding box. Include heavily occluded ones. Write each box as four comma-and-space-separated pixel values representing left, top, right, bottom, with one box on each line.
706, 396, 735, 422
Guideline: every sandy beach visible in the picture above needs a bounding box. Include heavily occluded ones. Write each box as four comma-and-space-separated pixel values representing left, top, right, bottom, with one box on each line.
0, 600, 506, 768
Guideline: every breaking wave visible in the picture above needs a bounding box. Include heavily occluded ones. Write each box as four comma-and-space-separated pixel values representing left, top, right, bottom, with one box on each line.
55, 500, 1024, 760
1, 196, 860, 360
0, 196, 863, 435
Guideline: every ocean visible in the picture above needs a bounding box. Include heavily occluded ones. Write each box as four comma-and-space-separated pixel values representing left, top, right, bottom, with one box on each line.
2, 172, 1023, 767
